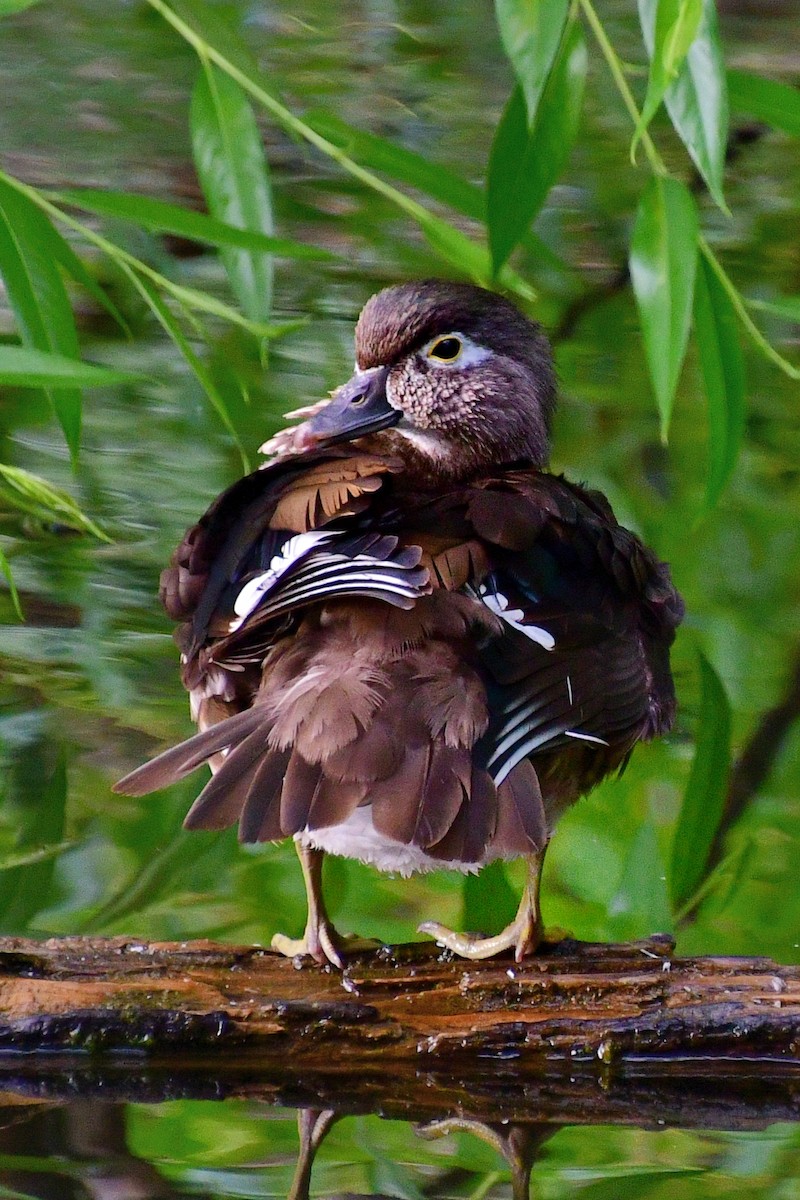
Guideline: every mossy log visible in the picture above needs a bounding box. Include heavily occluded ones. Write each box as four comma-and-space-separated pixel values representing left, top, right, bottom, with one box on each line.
0, 934, 799, 1127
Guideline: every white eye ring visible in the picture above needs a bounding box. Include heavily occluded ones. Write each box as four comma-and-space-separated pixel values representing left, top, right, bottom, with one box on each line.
422, 332, 491, 369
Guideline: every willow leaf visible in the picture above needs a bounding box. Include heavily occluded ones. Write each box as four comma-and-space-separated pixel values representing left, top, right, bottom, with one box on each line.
0, 179, 82, 462
670, 650, 732, 912
693, 251, 745, 511
629, 176, 698, 439
191, 61, 274, 322
494, 0, 570, 125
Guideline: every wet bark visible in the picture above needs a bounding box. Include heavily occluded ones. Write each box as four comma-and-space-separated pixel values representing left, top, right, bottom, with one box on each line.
1, 933, 799, 1126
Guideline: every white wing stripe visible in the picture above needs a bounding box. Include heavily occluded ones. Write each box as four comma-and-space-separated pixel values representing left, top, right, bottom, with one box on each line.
478, 585, 555, 650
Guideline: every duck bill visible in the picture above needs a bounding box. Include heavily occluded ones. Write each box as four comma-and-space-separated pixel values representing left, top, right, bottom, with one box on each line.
304, 366, 400, 447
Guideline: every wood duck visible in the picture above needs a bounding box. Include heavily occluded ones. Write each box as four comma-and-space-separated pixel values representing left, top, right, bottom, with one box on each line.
115, 280, 684, 967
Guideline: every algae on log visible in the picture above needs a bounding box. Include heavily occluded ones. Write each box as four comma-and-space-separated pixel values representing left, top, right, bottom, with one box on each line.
0, 934, 799, 1124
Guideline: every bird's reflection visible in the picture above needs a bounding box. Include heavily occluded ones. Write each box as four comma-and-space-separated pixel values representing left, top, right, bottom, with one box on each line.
287, 1107, 548, 1200
0, 1096, 545, 1200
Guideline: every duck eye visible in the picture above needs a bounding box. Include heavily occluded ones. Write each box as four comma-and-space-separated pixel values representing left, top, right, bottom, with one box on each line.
427, 335, 463, 363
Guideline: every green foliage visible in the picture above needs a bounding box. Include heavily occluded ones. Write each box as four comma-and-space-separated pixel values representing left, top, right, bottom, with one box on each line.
494, 0, 570, 125
728, 68, 800, 136
670, 650, 732, 912
0, 178, 83, 461
0, 463, 109, 539
629, 176, 698, 439
488, 20, 587, 274
58, 187, 332, 260
637, 0, 729, 208
190, 61, 275, 322
693, 253, 745, 512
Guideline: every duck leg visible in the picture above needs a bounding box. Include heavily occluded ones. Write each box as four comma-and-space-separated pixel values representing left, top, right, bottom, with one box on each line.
271, 843, 347, 968
416, 1118, 552, 1200
287, 1108, 340, 1200
271, 842, 380, 968
419, 845, 548, 962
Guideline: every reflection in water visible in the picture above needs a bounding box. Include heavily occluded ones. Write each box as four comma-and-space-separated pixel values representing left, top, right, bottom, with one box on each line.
416, 1119, 552, 1200
0, 1098, 552, 1200
288, 1109, 341, 1200
0, 1088, 798, 1200
0, 1101, 190, 1199
288, 1110, 554, 1200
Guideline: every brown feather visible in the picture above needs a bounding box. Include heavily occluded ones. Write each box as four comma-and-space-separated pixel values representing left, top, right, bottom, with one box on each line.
322, 717, 402, 783
431, 540, 490, 591
369, 736, 432, 844
426, 766, 498, 864
280, 753, 323, 834
306, 775, 369, 831
492, 759, 547, 855
182, 724, 270, 830
269, 457, 396, 532
238, 748, 292, 842
113, 707, 262, 797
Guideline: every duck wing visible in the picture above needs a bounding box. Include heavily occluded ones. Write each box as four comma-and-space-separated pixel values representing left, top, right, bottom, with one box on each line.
445, 471, 684, 817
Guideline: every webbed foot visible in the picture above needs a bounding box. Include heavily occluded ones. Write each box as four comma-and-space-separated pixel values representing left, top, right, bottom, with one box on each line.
419, 849, 547, 963
271, 926, 380, 969
418, 908, 542, 962
273, 842, 381, 967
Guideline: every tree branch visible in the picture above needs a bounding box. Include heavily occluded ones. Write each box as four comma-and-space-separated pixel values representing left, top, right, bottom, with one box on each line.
1, 932, 800, 1127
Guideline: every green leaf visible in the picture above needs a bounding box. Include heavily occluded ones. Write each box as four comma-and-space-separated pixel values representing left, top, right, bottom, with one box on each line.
0, 462, 109, 540
462, 861, 518, 933
0, 178, 82, 462
153, 0, 530, 293
633, 0, 703, 159
305, 110, 564, 271
610, 820, 672, 935
571, 1168, 703, 1200
305, 110, 486, 221
0, 742, 67, 934
122, 264, 250, 472
699, 237, 800, 381
728, 68, 800, 137
629, 176, 698, 439
0, 546, 22, 620
639, 0, 729, 209
0, 345, 138, 389
494, 0, 570, 125
669, 650, 732, 912
57, 187, 334, 261
29, 202, 131, 333
693, 251, 745, 511
0, 841, 76, 871
81, 831, 197, 934
488, 21, 587, 273
0, 0, 39, 12
191, 61, 274, 323
748, 294, 800, 323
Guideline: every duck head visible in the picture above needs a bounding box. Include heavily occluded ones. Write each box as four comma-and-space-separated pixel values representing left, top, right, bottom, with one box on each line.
297, 280, 556, 481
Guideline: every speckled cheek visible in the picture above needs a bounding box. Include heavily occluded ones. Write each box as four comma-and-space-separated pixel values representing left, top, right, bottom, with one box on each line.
388, 364, 468, 431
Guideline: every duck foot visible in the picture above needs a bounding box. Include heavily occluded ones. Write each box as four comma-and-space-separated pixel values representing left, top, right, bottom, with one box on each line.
272, 842, 380, 968
417, 1118, 549, 1200
419, 848, 547, 963
271, 927, 381, 969
418, 912, 542, 961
